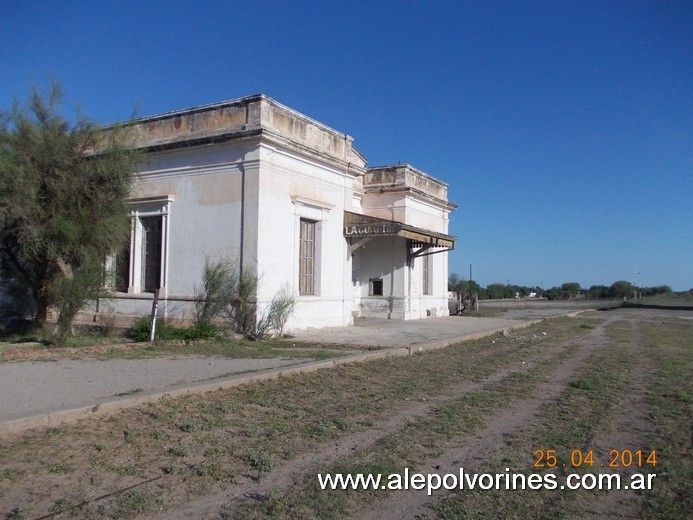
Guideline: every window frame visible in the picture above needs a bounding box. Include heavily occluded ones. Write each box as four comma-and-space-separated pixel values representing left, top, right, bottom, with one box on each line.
108, 195, 173, 295
291, 196, 333, 298
299, 218, 316, 295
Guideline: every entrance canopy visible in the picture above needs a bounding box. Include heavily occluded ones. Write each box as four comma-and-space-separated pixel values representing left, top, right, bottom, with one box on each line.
344, 211, 455, 259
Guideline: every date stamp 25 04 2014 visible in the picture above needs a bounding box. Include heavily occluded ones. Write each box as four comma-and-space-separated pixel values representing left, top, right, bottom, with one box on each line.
533, 449, 657, 469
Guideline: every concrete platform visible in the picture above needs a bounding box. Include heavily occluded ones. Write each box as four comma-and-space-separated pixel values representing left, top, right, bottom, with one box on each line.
291, 315, 527, 347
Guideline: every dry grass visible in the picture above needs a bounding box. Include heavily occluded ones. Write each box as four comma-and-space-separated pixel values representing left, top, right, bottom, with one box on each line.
3, 312, 687, 519
0, 317, 592, 519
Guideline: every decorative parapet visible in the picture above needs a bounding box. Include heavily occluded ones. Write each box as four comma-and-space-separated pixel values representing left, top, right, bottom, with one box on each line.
114, 94, 365, 167
363, 164, 451, 205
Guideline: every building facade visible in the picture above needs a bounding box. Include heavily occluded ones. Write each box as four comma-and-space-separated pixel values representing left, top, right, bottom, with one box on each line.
101, 95, 456, 330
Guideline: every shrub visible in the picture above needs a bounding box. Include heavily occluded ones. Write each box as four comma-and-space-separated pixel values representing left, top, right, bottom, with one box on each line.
131, 316, 150, 342
181, 323, 220, 341
236, 267, 259, 337
195, 260, 264, 339
194, 258, 238, 327
256, 284, 296, 338
131, 316, 176, 342
131, 317, 220, 343
136, 258, 297, 341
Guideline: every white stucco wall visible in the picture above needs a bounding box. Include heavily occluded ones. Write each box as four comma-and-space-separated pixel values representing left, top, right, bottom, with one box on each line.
98, 95, 453, 330
406, 252, 449, 319
361, 192, 450, 233
254, 143, 355, 329
104, 141, 256, 321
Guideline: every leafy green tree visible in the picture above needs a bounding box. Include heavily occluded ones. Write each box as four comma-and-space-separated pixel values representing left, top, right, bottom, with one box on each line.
448, 272, 461, 292
466, 280, 485, 299
560, 282, 582, 298
0, 82, 141, 342
486, 283, 514, 299
543, 286, 559, 300
587, 285, 610, 299
544, 282, 582, 300
514, 285, 533, 298
609, 280, 634, 299
641, 285, 672, 297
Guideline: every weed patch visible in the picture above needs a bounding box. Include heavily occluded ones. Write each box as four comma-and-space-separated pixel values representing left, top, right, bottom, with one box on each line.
110, 490, 163, 519
249, 449, 275, 476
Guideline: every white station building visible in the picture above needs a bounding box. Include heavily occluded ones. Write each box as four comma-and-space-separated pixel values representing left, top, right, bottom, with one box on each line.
102, 94, 456, 330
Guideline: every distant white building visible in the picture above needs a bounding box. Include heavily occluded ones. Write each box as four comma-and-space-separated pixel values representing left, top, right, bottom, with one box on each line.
101, 94, 456, 330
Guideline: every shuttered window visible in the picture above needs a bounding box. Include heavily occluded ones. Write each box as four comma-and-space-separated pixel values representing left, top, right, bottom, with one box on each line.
299, 219, 316, 295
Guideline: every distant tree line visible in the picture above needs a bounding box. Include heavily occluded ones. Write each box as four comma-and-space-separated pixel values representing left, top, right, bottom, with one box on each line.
448, 273, 673, 301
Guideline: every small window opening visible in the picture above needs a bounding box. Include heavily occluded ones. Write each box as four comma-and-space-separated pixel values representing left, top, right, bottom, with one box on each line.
371, 278, 383, 296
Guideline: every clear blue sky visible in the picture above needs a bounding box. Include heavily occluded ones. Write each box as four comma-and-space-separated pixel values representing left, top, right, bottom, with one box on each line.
2, 0, 691, 290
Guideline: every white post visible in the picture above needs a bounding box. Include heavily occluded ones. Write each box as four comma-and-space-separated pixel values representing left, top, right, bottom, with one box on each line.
149, 289, 160, 342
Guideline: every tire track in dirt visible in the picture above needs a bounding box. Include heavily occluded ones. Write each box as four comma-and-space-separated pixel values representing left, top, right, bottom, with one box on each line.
576, 314, 653, 519
163, 322, 607, 519
356, 316, 621, 520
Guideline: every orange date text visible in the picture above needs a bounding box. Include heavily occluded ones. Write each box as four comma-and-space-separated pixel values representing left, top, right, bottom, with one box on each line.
533, 449, 657, 468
